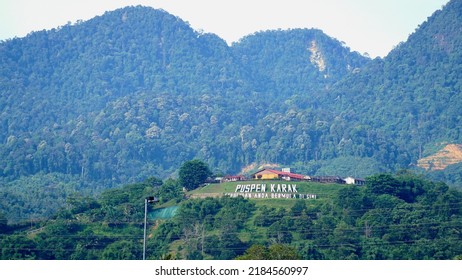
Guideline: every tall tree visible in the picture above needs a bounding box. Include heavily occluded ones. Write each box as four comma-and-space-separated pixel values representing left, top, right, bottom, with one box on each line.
178, 159, 212, 191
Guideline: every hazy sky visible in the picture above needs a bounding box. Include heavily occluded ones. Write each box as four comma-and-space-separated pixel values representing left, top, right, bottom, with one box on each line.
0, 0, 450, 57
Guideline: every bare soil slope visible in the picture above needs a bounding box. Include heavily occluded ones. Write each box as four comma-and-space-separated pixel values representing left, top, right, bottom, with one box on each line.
418, 144, 462, 170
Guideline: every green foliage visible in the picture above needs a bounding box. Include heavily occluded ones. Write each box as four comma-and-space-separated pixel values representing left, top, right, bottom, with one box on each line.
0, 211, 7, 233
0, 172, 461, 260
1, 3, 462, 221
267, 216, 293, 244
102, 240, 139, 260
315, 157, 387, 178
155, 178, 183, 203
1, 0, 462, 260
156, 195, 255, 260
290, 200, 307, 216
366, 173, 427, 202
0, 6, 371, 219
427, 163, 462, 187
178, 159, 212, 191
236, 244, 300, 260
0, 173, 80, 221
0, 234, 37, 260
366, 174, 403, 197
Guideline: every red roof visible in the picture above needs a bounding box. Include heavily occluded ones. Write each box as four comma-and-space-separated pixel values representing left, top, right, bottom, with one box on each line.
254, 169, 306, 180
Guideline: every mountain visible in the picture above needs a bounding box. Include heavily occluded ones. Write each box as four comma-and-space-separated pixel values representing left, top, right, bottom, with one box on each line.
0, 6, 242, 181
323, 0, 462, 175
232, 28, 368, 96
1, 1, 461, 220
0, 7, 365, 181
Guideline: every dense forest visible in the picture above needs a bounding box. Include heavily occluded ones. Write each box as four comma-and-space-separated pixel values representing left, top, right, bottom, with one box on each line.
1, 170, 461, 260
1, 0, 462, 224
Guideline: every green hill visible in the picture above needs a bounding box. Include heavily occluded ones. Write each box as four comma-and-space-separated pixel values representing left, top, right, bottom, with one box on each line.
1, 172, 461, 260
189, 180, 343, 208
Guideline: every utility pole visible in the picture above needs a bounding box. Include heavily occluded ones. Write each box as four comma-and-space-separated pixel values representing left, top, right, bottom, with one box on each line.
143, 196, 158, 260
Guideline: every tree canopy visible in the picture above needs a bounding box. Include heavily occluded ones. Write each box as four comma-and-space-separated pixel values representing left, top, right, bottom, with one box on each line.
178, 159, 212, 191
1, 2, 462, 222
1, 171, 461, 260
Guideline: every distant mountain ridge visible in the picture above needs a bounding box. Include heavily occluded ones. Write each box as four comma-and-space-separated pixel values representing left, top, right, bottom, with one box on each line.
1, 1, 462, 219
0, 5, 367, 180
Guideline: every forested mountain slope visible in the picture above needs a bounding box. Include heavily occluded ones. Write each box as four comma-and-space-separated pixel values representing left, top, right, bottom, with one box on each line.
0, 6, 246, 181
0, 7, 365, 185
322, 0, 462, 178
232, 28, 368, 96
1, 1, 461, 221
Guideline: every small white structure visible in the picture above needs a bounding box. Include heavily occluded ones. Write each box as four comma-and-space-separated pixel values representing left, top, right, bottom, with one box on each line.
344, 177, 366, 186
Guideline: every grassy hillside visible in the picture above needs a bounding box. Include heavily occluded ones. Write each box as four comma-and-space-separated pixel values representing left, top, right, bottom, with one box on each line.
189, 180, 344, 208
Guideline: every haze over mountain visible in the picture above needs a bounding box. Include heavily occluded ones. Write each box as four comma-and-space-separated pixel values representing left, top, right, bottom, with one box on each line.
0, 0, 461, 219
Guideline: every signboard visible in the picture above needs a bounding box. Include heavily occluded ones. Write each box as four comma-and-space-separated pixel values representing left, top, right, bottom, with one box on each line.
225, 183, 317, 200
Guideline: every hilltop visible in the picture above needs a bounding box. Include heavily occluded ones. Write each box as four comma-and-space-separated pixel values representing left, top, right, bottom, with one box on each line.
189, 180, 340, 201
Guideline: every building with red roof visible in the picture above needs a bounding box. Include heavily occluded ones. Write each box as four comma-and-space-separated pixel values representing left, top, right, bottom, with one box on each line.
251, 168, 310, 181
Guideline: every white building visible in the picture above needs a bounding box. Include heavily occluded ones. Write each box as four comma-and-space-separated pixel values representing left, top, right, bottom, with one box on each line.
344, 177, 366, 186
